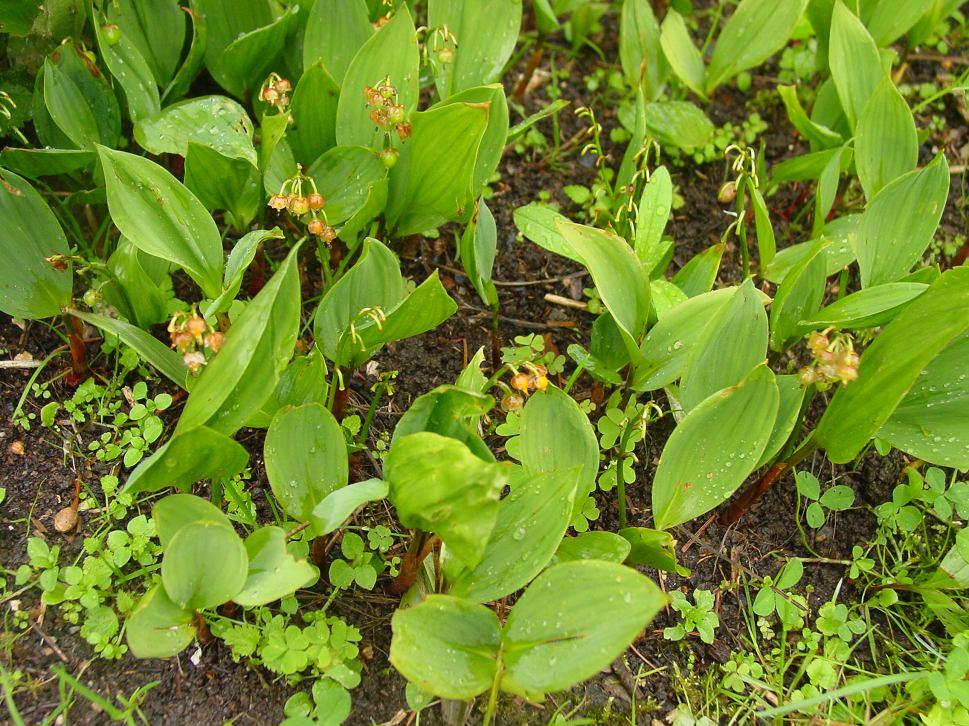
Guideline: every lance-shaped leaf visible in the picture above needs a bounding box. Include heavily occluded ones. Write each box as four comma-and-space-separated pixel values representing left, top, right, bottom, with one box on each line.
161, 520, 247, 611
798, 282, 928, 333
619, 527, 682, 573
265, 403, 349, 522
307, 146, 388, 225
428, 0, 522, 98
390, 595, 501, 700
185, 143, 262, 234
460, 198, 499, 307
289, 62, 340, 165
100, 238, 172, 328
816, 267, 969, 463
634, 165, 672, 269
42, 51, 120, 149
828, 1, 882, 129
755, 374, 806, 469
303, 0, 373, 82
450, 466, 580, 603
652, 364, 779, 530
98, 147, 224, 298
436, 85, 509, 203
514, 203, 581, 263
659, 10, 706, 99
554, 532, 632, 564
204, 228, 285, 317
135, 96, 257, 166
644, 101, 714, 149
854, 154, 949, 288
107, 0, 185, 87
162, 5, 207, 104
0, 169, 72, 319
126, 585, 195, 658
855, 77, 918, 200
706, 0, 809, 92
769, 242, 827, 351
385, 432, 508, 568
620, 0, 667, 100
176, 246, 302, 435
94, 11, 160, 122
673, 243, 723, 297
123, 425, 249, 495
248, 349, 329, 428
878, 332, 969, 469
500, 561, 665, 700
233, 526, 319, 607
310, 479, 389, 535
336, 7, 419, 148
0, 149, 95, 179
386, 100, 490, 236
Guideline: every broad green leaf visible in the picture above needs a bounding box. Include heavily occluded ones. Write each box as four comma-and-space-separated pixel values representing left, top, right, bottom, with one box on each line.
393, 385, 494, 461
385, 432, 508, 568
101, 238, 171, 328
71, 311, 187, 386
518, 387, 599, 522
310, 478, 389, 535
307, 145, 388, 225
680, 279, 768, 411
619, 0, 667, 100
161, 5, 207, 104
386, 100, 489, 236
829, 1, 882, 129
390, 595, 500, 700
707, 0, 809, 92
754, 374, 806, 468
94, 12, 160, 122
854, 154, 949, 288
43, 52, 120, 149
800, 282, 927, 332
0, 169, 72, 319
816, 267, 969, 462
302, 0, 373, 82
107, 0, 185, 86
777, 85, 843, 150
460, 198, 499, 307
501, 561, 665, 700
812, 145, 850, 237
0, 148, 95, 178
0, 0, 40, 35
769, 242, 827, 351
97, 147, 224, 298
336, 7, 420, 148
126, 585, 195, 658
771, 147, 843, 184
634, 166, 672, 267
450, 467, 580, 603
659, 10, 706, 99
428, 0, 522, 98
265, 403, 349, 522
618, 527, 681, 572
289, 62, 340, 165
234, 526, 319, 607
651, 279, 688, 319
762, 215, 859, 284
878, 332, 969, 469
153, 493, 230, 548
135, 96, 257, 166
644, 101, 713, 149
204, 228, 285, 317
653, 364, 779, 529
162, 520, 247, 611
513, 204, 581, 263
177, 247, 302, 435
855, 77, 917, 199
553, 531, 632, 564
672, 243, 723, 297
249, 348, 329, 428
867, 0, 934, 46
123, 426, 249, 495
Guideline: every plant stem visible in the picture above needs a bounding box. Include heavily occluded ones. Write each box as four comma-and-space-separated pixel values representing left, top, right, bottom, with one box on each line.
720, 438, 818, 525
482, 648, 504, 726
64, 313, 89, 381
359, 382, 386, 443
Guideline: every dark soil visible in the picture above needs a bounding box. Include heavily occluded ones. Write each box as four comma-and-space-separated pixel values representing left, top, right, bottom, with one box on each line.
2, 9, 966, 726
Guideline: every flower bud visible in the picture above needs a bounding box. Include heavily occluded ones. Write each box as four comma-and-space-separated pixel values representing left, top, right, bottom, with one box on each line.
533, 374, 549, 392
268, 193, 289, 210
82, 289, 101, 308
717, 181, 737, 204
274, 78, 292, 93
186, 316, 207, 338
501, 393, 524, 412
808, 331, 829, 354
437, 46, 455, 64
102, 24, 121, 45
511, 372, 531, 393
289, 195, 310, 216
386, 104, 406, 125
307, 218, 325, 236
379, 148, 399, 169
307, 192, 325, 210
183, 351, 207, 373
395, 123, 412, 140
204, 332, 224, 353
797, 367, 816, 387
172, 331, 194, 352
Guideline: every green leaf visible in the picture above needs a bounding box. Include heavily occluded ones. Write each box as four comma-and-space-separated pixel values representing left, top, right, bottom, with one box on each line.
70, 310, 187, 387
233, 526, 319, 607
800, 282, 927, 332
460, 198, 499, 307
428, 0, 522, 98
307, 145, 388, 225
289, 62, 340, 166
94, 12, 160, 122
750, 186, 776, 268
777, 85, 844, 150
161, 520, 247, 611
659, 10, 706, 99
265, 403, 349, 522
390, 595, 500, 700
386, 99, 489, 236
644, 101, 714, 149
514, 204, 581, 263
816, 267, 969, 463
518, 387, 600, 522
672, 243, 724, 297
161, 5, 207, 104
302, 0, 373, 82
653, 365, 779, 530
101, 238, 171, 328
500, 561, 665, 700
249, 349, 330, 428
177, 247, 302, 435
97, 146, 224, 298
184, 143, 262, 233
205, 228, 285, 317
855, 78, 918, 200
126, 585, 195, 658
393, 385, 494, 461
310, 478, 389, 535
123, 426, 249, 495
450, 467, 580, 603
619, 527, 681, 573
706, 0, 809, 92
854, 154, 949, 288
828, 1, 882, 129
0, 148, 95, 179
620, 0, 668, 100
385, 432, 508, 569
336, 7, 419, 148
819, 485, 854, 510
866, 0, 935, 46
107, 0, 185, 87
153, 493, 230, 548
634, 166, 672, 267
769, 242, 827, 351
680, 279, 768, 411
0, 169, 72, 319
135, 96, 257, 166
553, 531, 632, 564
43, 52, 120, 149
878, 332, 969, 469
755, 374, 806, 469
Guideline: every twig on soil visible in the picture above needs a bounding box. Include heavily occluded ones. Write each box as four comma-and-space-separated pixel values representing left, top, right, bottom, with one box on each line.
0, 359, 43, 368
492, 271, 586, 287
543, 293, 588, 311
29, 621, 69, 664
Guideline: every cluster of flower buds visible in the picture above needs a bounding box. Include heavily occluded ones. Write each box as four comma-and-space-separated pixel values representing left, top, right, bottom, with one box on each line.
260, 73, 292, 110
268, 166, 337, 242
798, 330, 859, 389
501, 364, 550, 411
363, 77, 410, 167
168, 310, 224, 374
